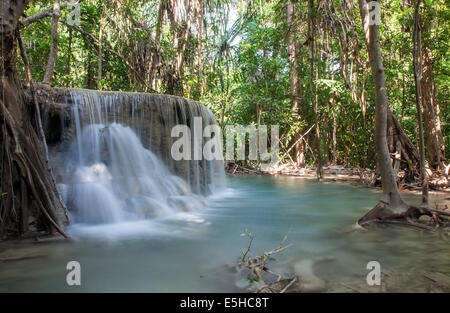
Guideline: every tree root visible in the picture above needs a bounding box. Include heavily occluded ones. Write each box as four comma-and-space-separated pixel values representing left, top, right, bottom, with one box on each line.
358, 200, 450, 230
0, 80, 69, 238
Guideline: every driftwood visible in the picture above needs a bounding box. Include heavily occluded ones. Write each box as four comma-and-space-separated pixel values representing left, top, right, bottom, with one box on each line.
236, 230, 332, 293
225, 161, 264, 175
238, 230, 293, 292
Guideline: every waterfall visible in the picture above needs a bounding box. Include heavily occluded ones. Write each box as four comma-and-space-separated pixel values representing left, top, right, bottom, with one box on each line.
52, 89, 225, 224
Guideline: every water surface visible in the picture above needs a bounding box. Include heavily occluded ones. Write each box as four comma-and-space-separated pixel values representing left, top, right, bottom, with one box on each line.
0, 176, 448, 292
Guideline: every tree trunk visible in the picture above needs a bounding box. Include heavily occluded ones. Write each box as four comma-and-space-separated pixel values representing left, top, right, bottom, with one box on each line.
308, 0, 323, 179
196, 0, 204, 97
68, 28, 72, 87
43, 0, 61, 84
0, 0, 68, 238
287, 0, 305, 166
331, 94, 337, 164
355, 1, 450, 229
97, 10, 103, 89
357, 0, 406, 211
168, 0, 194, 96
420, 8, 446, 170
412, 0, 428, 205
149, 0, 165, 91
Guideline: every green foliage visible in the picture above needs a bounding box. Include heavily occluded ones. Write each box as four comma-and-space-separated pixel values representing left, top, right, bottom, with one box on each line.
18, 0, 449, 168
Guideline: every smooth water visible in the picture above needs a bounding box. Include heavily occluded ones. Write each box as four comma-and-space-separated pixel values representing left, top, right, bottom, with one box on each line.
58, 89, 226, 195
53, 90, 227, 225
0, 176, 449, 292
61, 123, 205, 223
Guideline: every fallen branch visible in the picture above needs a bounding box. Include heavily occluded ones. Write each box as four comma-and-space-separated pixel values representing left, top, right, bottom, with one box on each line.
238, 231, 293, 291
280, 277, 297, 293
226, 162, 263, 175
277, 124, 315, 166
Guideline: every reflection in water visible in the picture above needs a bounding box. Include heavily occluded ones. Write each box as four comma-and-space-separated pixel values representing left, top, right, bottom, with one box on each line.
0, 176, 448, 292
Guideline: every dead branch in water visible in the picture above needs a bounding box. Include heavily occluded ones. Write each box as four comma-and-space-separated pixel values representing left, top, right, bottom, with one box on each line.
238, 230, 293, 292
280, 277, 298, 293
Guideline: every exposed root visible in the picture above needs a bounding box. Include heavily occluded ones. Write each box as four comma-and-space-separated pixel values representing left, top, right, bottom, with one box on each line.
358, 200, 450, 230
0, 79, 69, 238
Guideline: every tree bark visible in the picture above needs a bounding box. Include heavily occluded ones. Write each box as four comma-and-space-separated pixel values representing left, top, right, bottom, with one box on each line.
97, 9, 103, 89
196, 0, 204, 97
355, 2, 445, 230
412, 0, 428, 205
149, 0, 165, 91
420, 7, 446, 170
43, 0, 61, 84
309, 0, 323, 179
358, 0, 406, 211
0, 0, 68, 238
166, 0, 193, 96
287, 0, 305, 166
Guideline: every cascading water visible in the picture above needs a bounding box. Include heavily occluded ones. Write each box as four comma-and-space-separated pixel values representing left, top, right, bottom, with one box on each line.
51, 89, 225, 225
66, 123, 206, 224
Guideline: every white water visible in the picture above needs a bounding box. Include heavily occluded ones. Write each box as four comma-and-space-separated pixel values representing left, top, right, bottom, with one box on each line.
60, 89, 226, 194
63, 123, 206, 224
55, 90, 225, 224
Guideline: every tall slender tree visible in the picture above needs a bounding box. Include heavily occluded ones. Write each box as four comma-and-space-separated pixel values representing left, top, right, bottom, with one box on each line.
308, 0, 323, 179
412, 0, 428, 205
287, 0, 305, 166
420, 4, 446, 170
43, 0, 61, 84
357, 0, 408, 216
